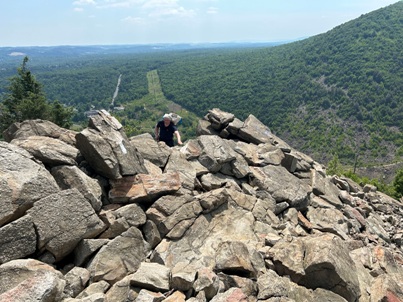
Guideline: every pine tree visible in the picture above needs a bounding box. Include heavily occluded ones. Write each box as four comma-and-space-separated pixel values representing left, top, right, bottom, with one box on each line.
327, 154, 342, 176
50, 100, 74, 129
0, 56, 73, 135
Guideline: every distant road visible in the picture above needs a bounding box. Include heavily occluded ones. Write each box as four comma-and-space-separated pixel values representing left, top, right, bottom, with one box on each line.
111, 74, 122, 107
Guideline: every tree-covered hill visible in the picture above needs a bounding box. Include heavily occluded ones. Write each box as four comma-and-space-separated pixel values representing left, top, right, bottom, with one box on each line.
0, 2, 401, 172
156, 1, 403, 166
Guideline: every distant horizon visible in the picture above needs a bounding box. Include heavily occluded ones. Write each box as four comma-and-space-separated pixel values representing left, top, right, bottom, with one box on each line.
1, 0, 400, 47
0, 39, 304, 49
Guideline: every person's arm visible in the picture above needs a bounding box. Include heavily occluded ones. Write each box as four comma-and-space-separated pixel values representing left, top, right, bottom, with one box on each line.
174, 130, 183, 145
154, 124, 160, 141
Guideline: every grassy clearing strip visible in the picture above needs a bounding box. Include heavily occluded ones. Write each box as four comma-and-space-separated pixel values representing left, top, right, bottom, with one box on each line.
115, 69, 200, 140
146, 70, 165, 103
146, 69, 185, 114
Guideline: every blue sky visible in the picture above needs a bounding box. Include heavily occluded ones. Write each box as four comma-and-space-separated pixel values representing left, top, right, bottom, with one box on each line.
1, 0, 401, 47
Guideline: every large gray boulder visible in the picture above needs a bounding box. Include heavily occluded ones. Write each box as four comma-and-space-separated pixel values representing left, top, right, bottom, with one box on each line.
257, 269, 348, 302
0, 142, 60, 227
369, 274, 403, 302
227, 114, 292, 150
158, 199, 203, 238
220, 149, 252, 179
257, 142, 285, 165
11, 136, 80, 166
75, 280, 110, 299
0, 259, 66, 302
268, 237, 306, 281
218, 273, 257, 298
51, 165, 103, 212
114, 203, 147, 228
197, 135, 237, 173
199, 173, 238, 191
205, 108, 235, 130
196, 119, 221, 136
210, 287, 248, 302
306, 207, 350, 238
146, 194, 193, 240
129, 262, 171, 292
0, 215, 37, 264
1, 109, 403, 302
3, 119, 77, 145
104, 275, 137, 302
269, 234, 361, 302
63, 266, 91, 298
108, 171, 181, 203
97, 203, 147, 239
250, 165, 312, 211
366, 212, 391, 244
314, 175, 344, 208
87, 227, 148, 285
232, 114, 270, 144
301, 234, 360, 302
76, 111, 147, 179
165, 149, 198, 190
129, 133, 172, 168
27, 188, 105, 261
152, 189, 260, 271
215, 241, 258, 278
193, 267, 221, 300
73, 239, 109, 267
171, 261, 198, 292
229, 140, 262, 166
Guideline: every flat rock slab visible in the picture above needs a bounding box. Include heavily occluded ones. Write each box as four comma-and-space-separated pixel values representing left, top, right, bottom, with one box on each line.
109, 171, 181, 203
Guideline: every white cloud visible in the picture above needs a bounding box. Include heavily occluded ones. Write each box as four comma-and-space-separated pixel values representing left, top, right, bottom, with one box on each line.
148, 7, 195, 17
72, 0, 196, 19
96, 0, 142, 8
122, 16, 145, 24
72, 0, 143, 9
206, 6, 218, 14
74, 7, 84, 12
73, 0, 97, 6
142, 0, 178, 9
142, 0, 195, 18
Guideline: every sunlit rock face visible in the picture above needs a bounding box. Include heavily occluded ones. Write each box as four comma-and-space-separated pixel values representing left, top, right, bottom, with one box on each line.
0, 109, 402, 302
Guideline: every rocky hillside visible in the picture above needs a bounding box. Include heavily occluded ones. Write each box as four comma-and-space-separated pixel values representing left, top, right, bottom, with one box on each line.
0, 108, 402, 302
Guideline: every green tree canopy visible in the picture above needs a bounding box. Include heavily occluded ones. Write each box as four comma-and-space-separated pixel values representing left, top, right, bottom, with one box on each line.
0, 56, 73, 135
393, 169, 403, 199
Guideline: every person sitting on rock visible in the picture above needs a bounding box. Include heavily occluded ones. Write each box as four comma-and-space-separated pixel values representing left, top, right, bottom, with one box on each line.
154, 114, 183, 147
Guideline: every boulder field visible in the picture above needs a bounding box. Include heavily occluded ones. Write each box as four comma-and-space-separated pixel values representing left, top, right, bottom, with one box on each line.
0, 108, 402, 302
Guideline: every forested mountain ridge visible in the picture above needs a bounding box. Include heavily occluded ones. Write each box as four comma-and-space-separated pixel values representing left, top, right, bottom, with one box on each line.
0, 2, 402, 173
157, 1, 403, 166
